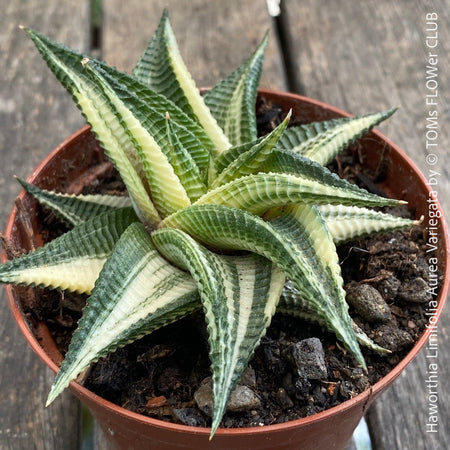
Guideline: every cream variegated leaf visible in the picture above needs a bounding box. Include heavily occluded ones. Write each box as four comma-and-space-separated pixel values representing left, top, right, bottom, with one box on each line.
160, 203, 365, 367
152, 227, 285, 437
82, 61, 191, 218
210, 112, 291, 188
46, 222, 200, 405
164, 115, 208, 201
16, 177, 132, 227
204, 33, 268, 148
24, 28, 161, 227
318, 204, 419, 244
133, 9, 230, 155
277, 109, 396, 166
83, 59, 213, 185
0, 208, 137, 294
188, 171, 402, 218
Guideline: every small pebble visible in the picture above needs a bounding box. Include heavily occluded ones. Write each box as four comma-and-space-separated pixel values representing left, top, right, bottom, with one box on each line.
172, 408, 207, 427
227, 385, 261, 412
377, 272, 401, 301
291, 337, 327, 380
372, 323, 414, 352
275, 387, 294, 409
346, 284, 391, 323
194, 378, 261, 416
194, 379, 214, 417
397, 277, 432, 303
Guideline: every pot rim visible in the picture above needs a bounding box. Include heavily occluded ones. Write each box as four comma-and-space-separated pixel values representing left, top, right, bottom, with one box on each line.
3, 89, 449, 437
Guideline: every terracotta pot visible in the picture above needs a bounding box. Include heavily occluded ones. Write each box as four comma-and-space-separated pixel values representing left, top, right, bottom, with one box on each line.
3, 90, 449, 450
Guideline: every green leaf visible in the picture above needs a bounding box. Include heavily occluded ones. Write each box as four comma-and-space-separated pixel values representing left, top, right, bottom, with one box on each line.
318, 204, 419, 244
160, 204, 365, 367
47, 222, 200, 406
152, 227, 284, 438
16, 177, 132, 227
165, 114, 207, 201
210, 112, 291, 188
133, 9, 230, 155
82, 60, 191, 218
277, 109, 397, 165
278, 281, 390, 354
268, 204, 365, 366
186, 171, 402, 218
85, 60, 212, 183
0, 208, 137, 294
24, 27, 161, 227
204, 33, 268, 148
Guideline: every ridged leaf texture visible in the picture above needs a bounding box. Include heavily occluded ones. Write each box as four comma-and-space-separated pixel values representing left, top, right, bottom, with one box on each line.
0, 208, 137, 293
16, 177, 132, 227
318, 204, 419, 244
277, 109, 397, 166
211, 112, 291, 188
204, 33, 268, 147
47, 222, 200, 405
160, 203, 365, 367
187, 172, 400, 218
23, 28, 161, 227
133, 9, 230, 155
152, 228, 284, 436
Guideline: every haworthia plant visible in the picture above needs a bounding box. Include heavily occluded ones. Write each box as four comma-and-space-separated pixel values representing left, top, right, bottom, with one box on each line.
1, 10, 419, 438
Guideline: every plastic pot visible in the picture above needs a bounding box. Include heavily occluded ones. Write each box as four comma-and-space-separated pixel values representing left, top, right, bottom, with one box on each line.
3, 90, 449, 450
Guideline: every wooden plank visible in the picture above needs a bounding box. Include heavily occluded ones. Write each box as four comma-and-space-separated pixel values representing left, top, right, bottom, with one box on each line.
102, 0, 285, 90
0, 1, 90, 449
284, 1, 450, 449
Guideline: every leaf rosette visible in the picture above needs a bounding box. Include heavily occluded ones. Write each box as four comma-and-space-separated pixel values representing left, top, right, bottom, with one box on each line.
2, 10, 419, 438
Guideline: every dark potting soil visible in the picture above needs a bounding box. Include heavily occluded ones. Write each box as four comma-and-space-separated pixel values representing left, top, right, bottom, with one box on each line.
13, 97, 442, 430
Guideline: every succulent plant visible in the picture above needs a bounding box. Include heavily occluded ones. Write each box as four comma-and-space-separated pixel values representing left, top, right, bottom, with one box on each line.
2, 10, 418, 437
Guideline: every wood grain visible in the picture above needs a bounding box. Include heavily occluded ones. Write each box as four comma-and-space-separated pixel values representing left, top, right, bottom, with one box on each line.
0, 2, 90, 449
102, 0, 285, 90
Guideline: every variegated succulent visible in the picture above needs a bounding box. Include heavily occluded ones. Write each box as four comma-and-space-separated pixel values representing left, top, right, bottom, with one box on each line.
2, 11, 418, 437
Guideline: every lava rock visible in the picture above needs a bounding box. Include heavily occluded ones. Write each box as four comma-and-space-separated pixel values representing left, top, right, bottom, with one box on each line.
294, 376, 312, 401
372, 323, 414, 352
377, 271, 401, 301
172, 408, 208, 427
291, 338, 327, 380
275, 387, 294, 409
397, 277, 432, 303
346, 283, 391, 323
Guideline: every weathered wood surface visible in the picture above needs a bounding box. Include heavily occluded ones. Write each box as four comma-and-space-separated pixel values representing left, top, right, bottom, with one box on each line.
0, 0, 448, 449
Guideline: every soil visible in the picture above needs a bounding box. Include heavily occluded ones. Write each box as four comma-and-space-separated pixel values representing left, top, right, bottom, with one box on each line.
10, 97, 443, 430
